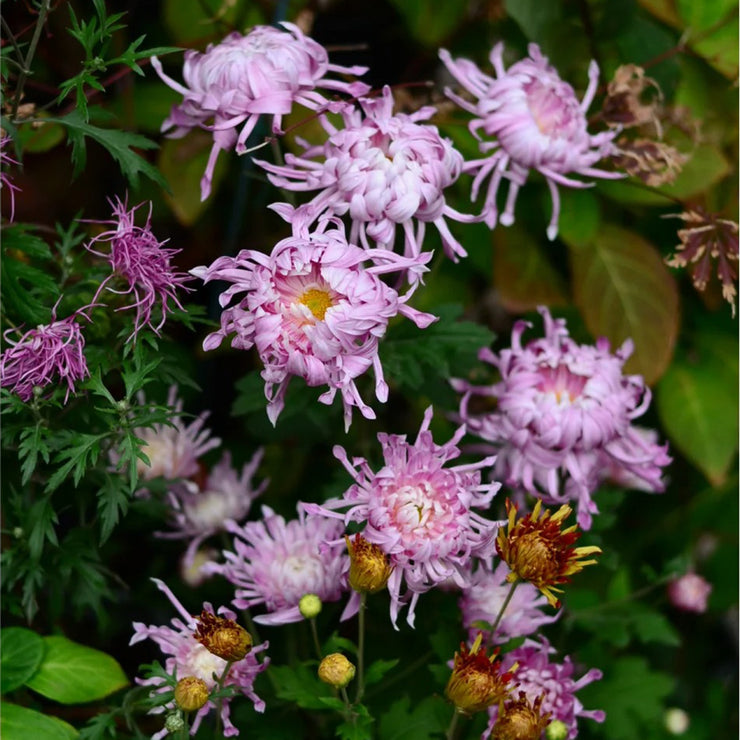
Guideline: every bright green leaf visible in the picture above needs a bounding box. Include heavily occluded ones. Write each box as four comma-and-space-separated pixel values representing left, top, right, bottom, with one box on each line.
569, 224, 679, 384
271, 663, 337, 711
25, 636, 128, 704
0, 627, 46, 694
0, 702, 78, 740
656, 350, 739, 485
364, 658, 400, 687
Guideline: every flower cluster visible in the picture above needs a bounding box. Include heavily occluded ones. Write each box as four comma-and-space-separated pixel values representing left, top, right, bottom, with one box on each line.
305, 406, 500, 627
151, 22, 369, 199
204, 505, 349, 626
440, 43, 621, 240
131, 579, 268, 738
256, 85, 471, 269
454, 306, 670, 529
192, 218, 436, 429
85, 197, 193, 341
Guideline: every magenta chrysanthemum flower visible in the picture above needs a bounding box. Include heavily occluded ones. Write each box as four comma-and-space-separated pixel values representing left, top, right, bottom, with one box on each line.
151, 22, 369, 200
460, 560, 558, 645
668, 572, 712, 614
486, 639, 605, 739
440, 43, 621, 240
1, 134, 20, 221
111, 386, 221, 483
255, 85, 471, 267
304, 406, 500, 628
453, 306, 670, 529
0, 307, 90, 403
85, 197, 192, 341
192, 217, 436, 429
130, 579, 268, 738
204, 505, 348, 626
158, 449, 267, 568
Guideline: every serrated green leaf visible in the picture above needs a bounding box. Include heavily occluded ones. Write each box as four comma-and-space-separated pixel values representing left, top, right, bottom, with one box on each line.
0, 627, 46, 694
54, 109, 168, 191
77, 711, 119, 740
364, 658, 400, 687
2, 224, 53, 259
46, 434, 106, 492
97, 477, 131, 544
271, 663, 338, 710
27, 496, 59, 560
25, 636, 128, 704
0, 702, 78, 740
336, 709, 374, 740
19, 423, 52, 485
379, 695, 450, 740
569, 224, 679, 384
656, 349, 739, 485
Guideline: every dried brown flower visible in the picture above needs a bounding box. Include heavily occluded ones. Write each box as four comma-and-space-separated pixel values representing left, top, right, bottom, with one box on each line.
612, 137, 687, 187
193, 610, 252, 662
490, 692, 552, 740
601, 64, 663, 133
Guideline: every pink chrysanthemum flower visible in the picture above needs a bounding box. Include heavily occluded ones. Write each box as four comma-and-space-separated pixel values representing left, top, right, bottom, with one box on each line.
158, 449, 267, 568
440, 43, 621, 240
460, 560, 559, 645
0, 306, 90, 403
255, 85, 471, 267
1, 134, 20, 221
304, 406, 501, 628
111, 386, 221, 483
151, 22, 369, 200
130, 579, 268, 738
204, 505, 349, 626
192, 217, 436, 430
85, 197, 193, 342
453, 306, 670, 529
485, 639, 605, 739
668, 571, 712, 614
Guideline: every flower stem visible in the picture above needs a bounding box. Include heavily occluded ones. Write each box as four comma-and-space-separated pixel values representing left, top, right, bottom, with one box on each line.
11, 0, 51, 122
445, 709, 461, 740
353, 593, 368, 704
489, 580, 520, 636
213, 660, 233, 737
309, 617, 323, 661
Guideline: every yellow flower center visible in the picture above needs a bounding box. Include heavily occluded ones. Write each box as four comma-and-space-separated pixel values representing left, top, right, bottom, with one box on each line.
300, 288, 332, 320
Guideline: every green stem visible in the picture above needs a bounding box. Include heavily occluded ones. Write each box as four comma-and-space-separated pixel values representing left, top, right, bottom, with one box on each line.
309, 617, 323, 661
353, 592, 367, 704
11, 0, 52, 122
445, 709, 461, 740
489, 580, 520, 636
213, 660, 233, 738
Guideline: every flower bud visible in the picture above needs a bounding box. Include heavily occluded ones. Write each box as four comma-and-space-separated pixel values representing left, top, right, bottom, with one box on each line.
545, 719, 569, 740
490, 693, 550, 740
664, 707, 690, 735
318, 653, 356, 689
299, 593, 323, 619
193, 610, 252, 662
164, 711, 186, 732
346, 534, 393, 594
174, 676, 209, 712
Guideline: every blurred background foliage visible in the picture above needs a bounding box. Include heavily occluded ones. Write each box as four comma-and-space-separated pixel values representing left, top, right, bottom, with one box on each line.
1, 0, 737, 738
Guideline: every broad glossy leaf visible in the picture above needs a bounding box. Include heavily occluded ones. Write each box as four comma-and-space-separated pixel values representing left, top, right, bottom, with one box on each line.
0, 702, 78, 740
656, 347, 739, 485
0, 627, 46, 694
492, 226, 568, 312
691, 16, 739, 79
569, 224, 679, 384
25, 636, 128, 704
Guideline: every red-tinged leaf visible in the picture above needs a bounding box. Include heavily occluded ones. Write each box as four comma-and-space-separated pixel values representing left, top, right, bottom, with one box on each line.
569, 224, 679, 384
492, 226, 569, 313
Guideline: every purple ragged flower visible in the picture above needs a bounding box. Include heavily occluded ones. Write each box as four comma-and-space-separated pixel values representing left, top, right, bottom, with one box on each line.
453, 306, 670, 529
112, 386, 221, 483
486, 638, 605, 739
460, 560, 559, 645
158, 449, 268, 568
440, 43, 621, 240
1, 134, 20, 221
0, 306, 90, 403
305, 406, 501, 628
255, 85, 472, 267
204, 505, 349, 626
151, 22, 369, 200
130, 578, 268, 738
191, 216, 436, 430
85, 197, 193, 342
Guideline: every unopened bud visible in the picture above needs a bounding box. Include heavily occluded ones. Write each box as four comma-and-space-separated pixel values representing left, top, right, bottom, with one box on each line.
664, 707, 690, 735
299, 593, 322, 619
164, 710, 186, 732
174, 676, 209, 712
545, 719, 569, 740
193, 610, 252, 662
346, 534, 393, 594
318, 653, 356, 689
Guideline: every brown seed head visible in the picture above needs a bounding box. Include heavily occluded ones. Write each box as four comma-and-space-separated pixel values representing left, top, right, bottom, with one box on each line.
346, 534, 393, 594
193, 610, 252, 662
318, 653, 356, 688
496, 499, 601, 608
490, 692, 551, 740
444, 634, 518, 716
174, 676, 209, 712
